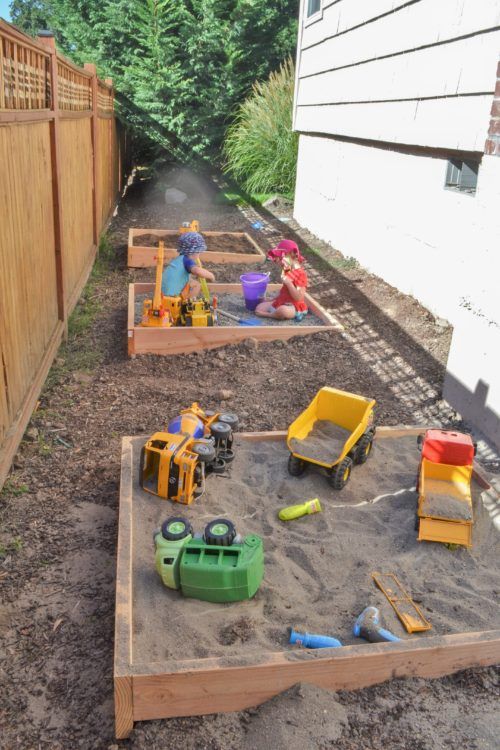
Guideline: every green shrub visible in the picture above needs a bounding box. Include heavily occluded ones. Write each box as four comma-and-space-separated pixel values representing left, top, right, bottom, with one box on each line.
223, 58, 298, 196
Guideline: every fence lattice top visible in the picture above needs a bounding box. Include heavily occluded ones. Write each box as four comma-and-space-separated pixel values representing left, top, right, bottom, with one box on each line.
0, 29, 51, 109
0, 20, 113, 113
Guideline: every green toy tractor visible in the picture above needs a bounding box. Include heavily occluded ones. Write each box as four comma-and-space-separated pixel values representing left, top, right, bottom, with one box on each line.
154, 516, 264, 603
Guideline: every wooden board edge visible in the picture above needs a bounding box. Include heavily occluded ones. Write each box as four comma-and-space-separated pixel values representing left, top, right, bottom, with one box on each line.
130, 630, 500, 721
114, 675, 134, 739
114, 437, 135, 737
303, 290, 342, 328
243, 232, 266, 257
0, 322, 64, 488
127, 247, 265, 267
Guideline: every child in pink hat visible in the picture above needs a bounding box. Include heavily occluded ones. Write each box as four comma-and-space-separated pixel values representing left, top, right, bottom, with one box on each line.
255, 240, 308, 321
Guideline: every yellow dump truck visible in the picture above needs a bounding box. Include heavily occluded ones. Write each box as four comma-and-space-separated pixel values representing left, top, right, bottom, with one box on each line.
287, 387, 376, 489
417, 459, 473, 548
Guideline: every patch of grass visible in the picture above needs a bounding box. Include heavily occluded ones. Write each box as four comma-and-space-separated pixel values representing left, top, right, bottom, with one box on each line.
0, 478, 29, 498
307, 246, 360, 271
215, 187, 291, 208
0, 536, 23, 558
37, 434, 53, 457
45, 232, 113, 390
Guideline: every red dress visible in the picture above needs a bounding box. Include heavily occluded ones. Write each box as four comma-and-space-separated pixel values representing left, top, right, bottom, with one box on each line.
272, 268, 308, 312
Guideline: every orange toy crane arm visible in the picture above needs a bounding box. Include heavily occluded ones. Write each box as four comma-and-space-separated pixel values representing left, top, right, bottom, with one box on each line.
153, 241, 165, 310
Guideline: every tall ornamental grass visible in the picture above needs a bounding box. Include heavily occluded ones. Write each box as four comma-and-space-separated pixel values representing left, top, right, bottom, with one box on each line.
223, 58, 298, 196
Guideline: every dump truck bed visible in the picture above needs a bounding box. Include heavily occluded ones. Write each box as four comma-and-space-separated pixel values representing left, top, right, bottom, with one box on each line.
417, 459, 473, 547
287, 387, 375, 467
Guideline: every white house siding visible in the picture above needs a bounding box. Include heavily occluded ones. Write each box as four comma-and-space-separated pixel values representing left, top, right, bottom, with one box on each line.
293, 0, 500, 447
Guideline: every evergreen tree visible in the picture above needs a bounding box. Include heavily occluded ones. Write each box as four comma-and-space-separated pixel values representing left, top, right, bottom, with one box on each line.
9, 0, 299, 162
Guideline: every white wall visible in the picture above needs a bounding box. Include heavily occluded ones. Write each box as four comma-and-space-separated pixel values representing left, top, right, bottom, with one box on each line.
293, 134, 500, 445
294, 0, 500, 150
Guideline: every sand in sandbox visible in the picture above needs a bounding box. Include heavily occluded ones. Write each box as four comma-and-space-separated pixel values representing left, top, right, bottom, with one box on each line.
128, 435, 500, 669
420, 492, 472, 521
134, 292, 325, 328
289, 420, 351, 464
134, 232, 257, 254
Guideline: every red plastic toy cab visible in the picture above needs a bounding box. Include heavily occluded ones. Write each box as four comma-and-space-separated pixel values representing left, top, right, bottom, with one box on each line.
419, 429, 475, 466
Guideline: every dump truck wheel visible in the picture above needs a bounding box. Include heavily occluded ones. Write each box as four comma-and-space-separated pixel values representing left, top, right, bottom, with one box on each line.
211, 421, 232, 441
161, 516, 193, 541
288, 454, 306, 476
218, 448, 235, 463
192, 441, 216, 462
354, 433, 374, 464
211, 457, 226, 474
329, 457, 353, 490
218, 412, 239, 428
204, 518, 236, 546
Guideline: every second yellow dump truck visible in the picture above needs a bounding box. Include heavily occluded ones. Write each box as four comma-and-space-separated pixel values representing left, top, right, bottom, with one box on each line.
417, 458, 473, 547
287, 387, 376, 490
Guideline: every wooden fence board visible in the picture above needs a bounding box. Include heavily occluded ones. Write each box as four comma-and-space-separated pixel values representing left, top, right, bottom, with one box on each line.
0, 20, 128, 487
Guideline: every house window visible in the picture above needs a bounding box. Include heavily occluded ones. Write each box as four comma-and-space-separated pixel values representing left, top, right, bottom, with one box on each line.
445, 159, 479, 195
307, 0, 321, 17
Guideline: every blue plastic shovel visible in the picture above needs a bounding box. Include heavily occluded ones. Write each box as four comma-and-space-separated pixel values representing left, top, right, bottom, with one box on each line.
217, 309, 262, 326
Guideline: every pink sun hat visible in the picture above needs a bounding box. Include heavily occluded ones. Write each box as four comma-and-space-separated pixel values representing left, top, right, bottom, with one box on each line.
267, 239, 305, 264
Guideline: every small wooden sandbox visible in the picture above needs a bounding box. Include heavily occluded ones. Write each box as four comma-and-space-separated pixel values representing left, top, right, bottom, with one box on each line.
127, 282, 342, 356
128, 228, 266, 267
114, 428, 500, 738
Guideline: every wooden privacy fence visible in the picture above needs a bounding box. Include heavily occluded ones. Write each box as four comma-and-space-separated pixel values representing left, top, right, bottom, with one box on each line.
0, 20, 130, 488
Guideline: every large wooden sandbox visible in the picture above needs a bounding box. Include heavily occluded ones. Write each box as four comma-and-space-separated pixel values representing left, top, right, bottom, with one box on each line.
127, 282, 343, 356
128, 228, 266, 267
114, 428, 500, 738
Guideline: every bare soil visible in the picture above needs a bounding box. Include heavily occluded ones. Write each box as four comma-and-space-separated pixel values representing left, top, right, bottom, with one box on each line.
134, 231, 258, 254
0, 166, 498, 750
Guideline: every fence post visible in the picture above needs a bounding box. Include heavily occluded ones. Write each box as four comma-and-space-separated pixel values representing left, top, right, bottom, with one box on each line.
37, 32, 65, 327
85, 63, 99, 245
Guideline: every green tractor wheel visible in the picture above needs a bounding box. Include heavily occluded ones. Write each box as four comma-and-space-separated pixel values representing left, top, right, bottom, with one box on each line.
161, 516, 193, 541
204, 518, 236, 547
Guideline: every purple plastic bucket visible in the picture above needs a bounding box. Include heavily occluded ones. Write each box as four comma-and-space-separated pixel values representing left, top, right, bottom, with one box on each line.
240, 272, 269, 311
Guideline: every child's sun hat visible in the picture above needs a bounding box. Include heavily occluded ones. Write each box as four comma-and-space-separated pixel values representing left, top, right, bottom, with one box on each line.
178, 232, 207, 255
267, 239, 305, 264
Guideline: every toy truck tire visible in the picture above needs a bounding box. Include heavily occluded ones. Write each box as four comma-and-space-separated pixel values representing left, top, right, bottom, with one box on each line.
288, 454, 307, 477
329, 456, 353, 490
161, 516, 193, 541
210, 421, 232, 441
204, 518, 236, 546
354, 432, 374, 464
218, 413, 239, 428
192, 441, 216, 462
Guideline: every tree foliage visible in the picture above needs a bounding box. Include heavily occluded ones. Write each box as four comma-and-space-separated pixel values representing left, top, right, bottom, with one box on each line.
10, 0, 299, 162
223, 57, 297, 195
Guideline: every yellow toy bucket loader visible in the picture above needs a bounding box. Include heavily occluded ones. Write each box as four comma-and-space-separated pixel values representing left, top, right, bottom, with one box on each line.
287, 387, 376, 489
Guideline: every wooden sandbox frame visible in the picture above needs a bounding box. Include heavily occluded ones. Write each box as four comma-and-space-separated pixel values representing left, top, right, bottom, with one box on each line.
114, 427, 500, 738
128, 228, 266, 267
127, 282, 343, 356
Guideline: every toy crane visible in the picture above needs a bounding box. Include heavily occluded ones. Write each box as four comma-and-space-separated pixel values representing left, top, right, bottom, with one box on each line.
140, 241, 173, 328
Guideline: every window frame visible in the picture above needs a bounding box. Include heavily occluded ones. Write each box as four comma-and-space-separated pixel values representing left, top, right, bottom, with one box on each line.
304, 0, 323, 27
444, 158, 479, 196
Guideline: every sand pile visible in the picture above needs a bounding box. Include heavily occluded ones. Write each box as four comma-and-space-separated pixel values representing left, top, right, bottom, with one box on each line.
289, 420, 351, 464
129, 434, 500, 668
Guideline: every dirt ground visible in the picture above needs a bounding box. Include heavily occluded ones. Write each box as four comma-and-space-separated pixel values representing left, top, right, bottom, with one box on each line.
0, 166, 498, 750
